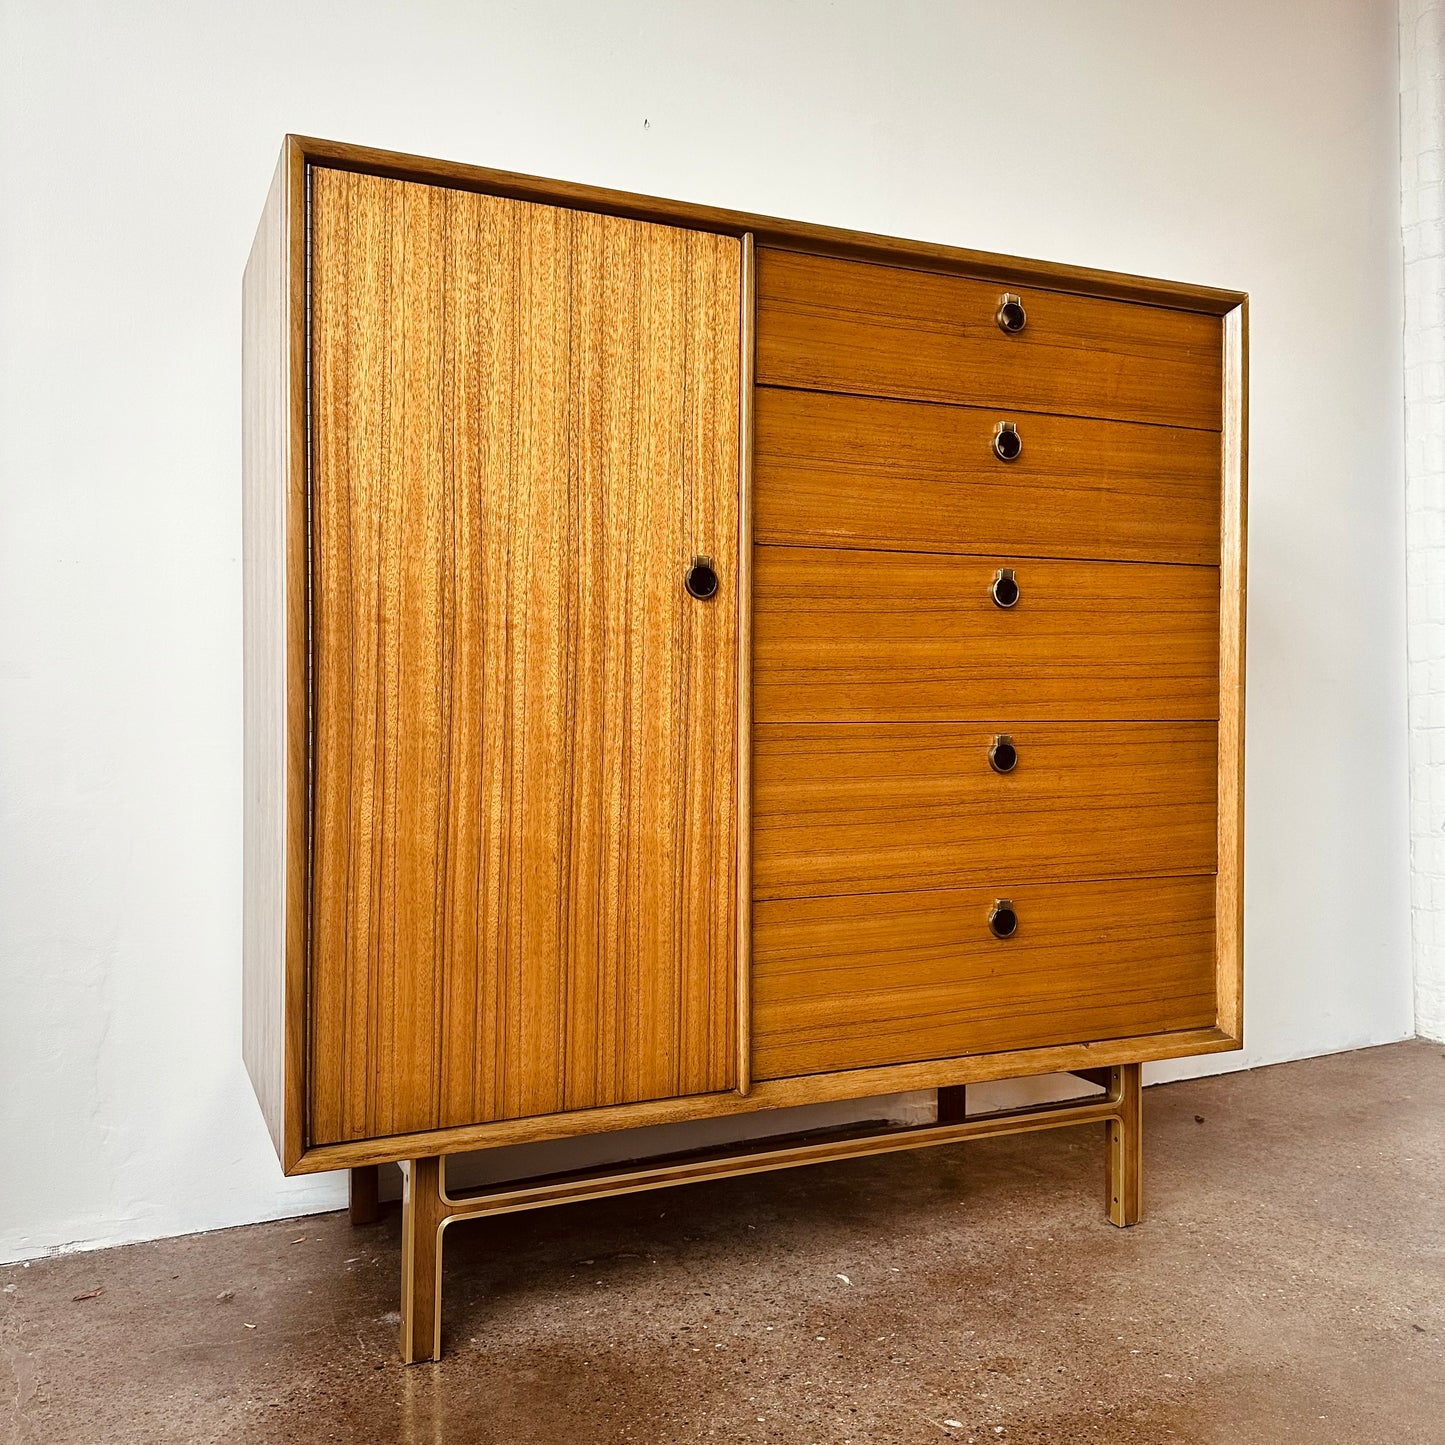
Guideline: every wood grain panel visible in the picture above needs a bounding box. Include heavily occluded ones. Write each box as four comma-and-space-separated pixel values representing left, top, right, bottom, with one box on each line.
292, 136, 1249, 315
753, 547, 1221, 723
1218, 301, 1248, 1041
756, 248, 1223, 430
754, 722, 1217, 899
735, 234, 757, 1093
291, 1022, 1238, 1172
308, 167, 741, 1146
753, 877, 1218, 1079
243, 137, 1248, 1182
753, 388, 1221, 565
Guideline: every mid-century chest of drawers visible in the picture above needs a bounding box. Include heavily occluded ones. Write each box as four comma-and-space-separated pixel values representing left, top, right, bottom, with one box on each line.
243, 136, 1246, 1362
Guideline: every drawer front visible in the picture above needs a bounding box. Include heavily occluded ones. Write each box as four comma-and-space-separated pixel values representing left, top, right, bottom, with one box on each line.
754, 388, 1221, 566
754, 722, 1217, 899
756, 249, 1223, 430
753, 547, 1221, 723
753, 876, 1218, 1079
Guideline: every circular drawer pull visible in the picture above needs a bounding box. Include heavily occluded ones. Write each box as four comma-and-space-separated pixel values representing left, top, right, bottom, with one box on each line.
989, 734, 1018, 773
996, 292, 1027, 334
991, 568, 1020, 608
992, 421, 1022, 463
685, 556, 719, 600
989, 899, 1018, 939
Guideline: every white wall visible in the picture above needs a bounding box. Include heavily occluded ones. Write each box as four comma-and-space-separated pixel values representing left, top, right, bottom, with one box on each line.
1401, 0, 1445, 1042
0, 0, 1411, 1262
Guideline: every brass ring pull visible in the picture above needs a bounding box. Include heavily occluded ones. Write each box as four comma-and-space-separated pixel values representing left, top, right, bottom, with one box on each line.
996, 292, 1027, 334
685, 556, 719, 600
989, 899, 1018, 938
992, 568, 1019, 608
989, 735, 1018, 773
992, 421, 1022, 463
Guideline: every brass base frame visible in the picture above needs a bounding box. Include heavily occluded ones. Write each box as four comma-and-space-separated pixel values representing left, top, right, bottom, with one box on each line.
355, 1063, 1143, 1363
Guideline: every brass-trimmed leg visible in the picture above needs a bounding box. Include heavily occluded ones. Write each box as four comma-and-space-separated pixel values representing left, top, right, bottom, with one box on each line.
348, 1165, 381, 1225
400, 1157, 446, 1363
386, 1072, 1149, 1360
1106, 1063, 1143, 1226
936, 1083, 968, 1124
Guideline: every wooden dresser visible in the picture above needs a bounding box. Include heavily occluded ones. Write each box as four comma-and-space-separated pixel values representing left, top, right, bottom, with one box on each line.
243, 136, 1246, 1362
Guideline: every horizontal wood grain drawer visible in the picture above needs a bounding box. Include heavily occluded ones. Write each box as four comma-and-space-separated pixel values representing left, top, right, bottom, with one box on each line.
753, 547, 1221, 723
753, 876, 1218, 1079
753, 388, 1222, 566
756, 249, 1223, 431
753, 721, 1217, 899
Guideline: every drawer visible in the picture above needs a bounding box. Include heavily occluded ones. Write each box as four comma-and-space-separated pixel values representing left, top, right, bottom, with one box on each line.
752, 876, 1218, 1079
753, 721, 1217, 900
753, 547, 1221, 723
753, 388, 1221, 566
756, 249, 1223, 430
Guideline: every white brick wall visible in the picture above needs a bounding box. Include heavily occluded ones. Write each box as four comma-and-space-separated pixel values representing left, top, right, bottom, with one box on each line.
1403, 0, 1445, 1039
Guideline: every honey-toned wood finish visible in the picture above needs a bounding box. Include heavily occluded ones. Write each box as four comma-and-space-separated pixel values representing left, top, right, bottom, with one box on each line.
399, 1157, 446, 1364
754, 388, 1222, 565
1106, 1063, 1144, 1226
294, 1022, 1236, 1173
1217, 303, 1249, 1042
307, 167, 742, 1144
753, 876, 1217, 1079
427, 1083, 1127, 1221
753, 722, 1217, 899
756, 249, 1223, 430
241, 139, 308, 1171
243, 136, 1245, 1188
753, 547, 1220, 723
735, 233, 757, 1096
291, 136, 1247, 315
397, 1073, 1141, 1359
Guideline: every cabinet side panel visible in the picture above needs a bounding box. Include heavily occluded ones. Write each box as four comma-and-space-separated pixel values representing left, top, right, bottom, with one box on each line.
308, 170, 741, 1143
1217, 301, 1248, 1040
242, 147, 299, 1163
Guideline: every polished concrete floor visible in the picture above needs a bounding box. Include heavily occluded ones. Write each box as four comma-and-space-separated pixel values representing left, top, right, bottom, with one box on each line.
2, 1040, 1442, 1444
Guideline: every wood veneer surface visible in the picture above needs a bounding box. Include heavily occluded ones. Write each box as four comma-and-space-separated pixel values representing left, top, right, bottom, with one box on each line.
756, 248, 1224, 430
753, 387, 1221, 565
753, 876, 1218, 1078
241, 138, 1248, 1172
753, 721, 1218, 899
293, 135, 1248, 314
753, 547, 1221, 724
307, 168, 742, 1144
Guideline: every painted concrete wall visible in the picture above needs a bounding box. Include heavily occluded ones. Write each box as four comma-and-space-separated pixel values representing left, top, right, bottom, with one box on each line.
1402, 0, 1445, 1042
0, 0, 1410, 1260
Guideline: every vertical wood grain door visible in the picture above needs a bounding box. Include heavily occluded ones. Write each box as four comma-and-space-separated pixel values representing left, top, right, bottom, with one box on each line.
307, 168, 742, 1145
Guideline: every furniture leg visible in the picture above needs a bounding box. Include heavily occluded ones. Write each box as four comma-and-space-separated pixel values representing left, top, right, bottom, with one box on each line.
385, 1074, 1148, 1359
1106, 1063, 1143, 1226
936, 1083, 968, 1124
348, 1164, 381, 1225
400, 1157, 446, 1363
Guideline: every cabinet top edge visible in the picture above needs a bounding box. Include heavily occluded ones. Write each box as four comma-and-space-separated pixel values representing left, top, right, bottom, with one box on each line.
285, 134, 1247, 317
